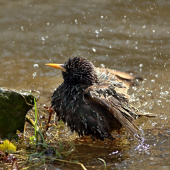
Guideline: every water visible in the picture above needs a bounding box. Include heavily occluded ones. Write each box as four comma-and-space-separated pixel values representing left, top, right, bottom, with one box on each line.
0, 0, 170, 169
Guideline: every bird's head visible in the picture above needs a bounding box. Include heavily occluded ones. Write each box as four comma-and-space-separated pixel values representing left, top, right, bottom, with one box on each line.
46, 57, 98, 86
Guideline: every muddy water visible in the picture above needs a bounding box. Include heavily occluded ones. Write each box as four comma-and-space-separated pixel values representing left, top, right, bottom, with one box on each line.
0, 0, 170, 169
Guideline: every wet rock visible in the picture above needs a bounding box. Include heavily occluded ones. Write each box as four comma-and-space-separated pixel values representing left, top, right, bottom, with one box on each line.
0, 87, 35, 139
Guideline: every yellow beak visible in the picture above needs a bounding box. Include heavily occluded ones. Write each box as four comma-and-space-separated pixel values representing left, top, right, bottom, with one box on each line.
45, 63, 66, 72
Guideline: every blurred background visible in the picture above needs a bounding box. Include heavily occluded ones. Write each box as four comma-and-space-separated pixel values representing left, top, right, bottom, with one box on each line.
0, 0, 170, 169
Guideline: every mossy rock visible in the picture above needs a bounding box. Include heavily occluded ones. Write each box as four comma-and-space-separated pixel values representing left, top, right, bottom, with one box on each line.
0, 87, 35, 139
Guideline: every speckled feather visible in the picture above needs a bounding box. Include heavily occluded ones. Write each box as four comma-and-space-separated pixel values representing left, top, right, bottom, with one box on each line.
51, 57, 143, 141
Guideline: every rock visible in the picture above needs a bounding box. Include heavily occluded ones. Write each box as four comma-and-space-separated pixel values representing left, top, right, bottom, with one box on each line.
0, 87, 35, 139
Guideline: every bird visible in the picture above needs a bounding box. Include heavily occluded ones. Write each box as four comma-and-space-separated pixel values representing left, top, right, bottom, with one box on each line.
46, 56, 147, 141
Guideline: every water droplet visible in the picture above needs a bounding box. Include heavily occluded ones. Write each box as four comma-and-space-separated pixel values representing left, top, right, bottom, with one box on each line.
109, 150, 118, 155
21, 26, 24, 31
123, 19, 126, 23
126, 40, 129, 44
75, 19, 78, 24
155, 74, 158, 77
41, 37, 46, 41
92, 48, 96, 52
101, 16, 104, 19
95, 30, 99, 34
139, 64, 143, 67
152, 122, 157, 126
47, 22, 50, 26
142, 25, 146, 28
33, 64, 39, 68
152, 30, 155, 33
151, 79, 155, 83
100, 64, 105, 68
32, 72, 37, 79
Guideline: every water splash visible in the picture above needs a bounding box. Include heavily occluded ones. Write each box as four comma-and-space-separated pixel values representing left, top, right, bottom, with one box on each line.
135, 135, 150, 154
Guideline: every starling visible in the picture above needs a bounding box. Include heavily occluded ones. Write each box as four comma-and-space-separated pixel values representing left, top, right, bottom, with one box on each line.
46, 57, 146, 141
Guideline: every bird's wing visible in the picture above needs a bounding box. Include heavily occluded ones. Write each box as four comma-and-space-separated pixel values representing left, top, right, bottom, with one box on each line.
84, 83, 141, 138
95, 67, 143, 87
110, 70, 143, 81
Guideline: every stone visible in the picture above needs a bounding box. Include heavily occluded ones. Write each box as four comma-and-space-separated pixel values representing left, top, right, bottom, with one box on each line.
0, 87, 35, 139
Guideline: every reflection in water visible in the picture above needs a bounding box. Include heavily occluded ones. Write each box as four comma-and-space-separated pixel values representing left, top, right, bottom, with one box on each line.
0, 0, 170, 169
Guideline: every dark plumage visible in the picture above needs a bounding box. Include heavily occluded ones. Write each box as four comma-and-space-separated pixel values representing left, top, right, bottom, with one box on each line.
46, 57, 147, 141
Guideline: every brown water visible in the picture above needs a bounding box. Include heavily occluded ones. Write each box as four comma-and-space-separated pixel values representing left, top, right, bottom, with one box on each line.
0, 0, 170, 169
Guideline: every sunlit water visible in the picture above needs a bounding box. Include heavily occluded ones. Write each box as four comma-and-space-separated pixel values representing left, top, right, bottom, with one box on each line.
0, 0, 170, 169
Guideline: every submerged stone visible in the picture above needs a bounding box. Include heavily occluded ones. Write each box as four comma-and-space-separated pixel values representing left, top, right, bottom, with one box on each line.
0, 87, 35, 139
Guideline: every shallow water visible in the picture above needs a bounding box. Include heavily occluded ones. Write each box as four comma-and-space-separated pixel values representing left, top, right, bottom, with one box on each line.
0, 0, 170, 169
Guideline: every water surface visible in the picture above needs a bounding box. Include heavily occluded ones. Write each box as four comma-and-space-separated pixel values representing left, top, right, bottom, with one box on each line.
0, 0, 170, 169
